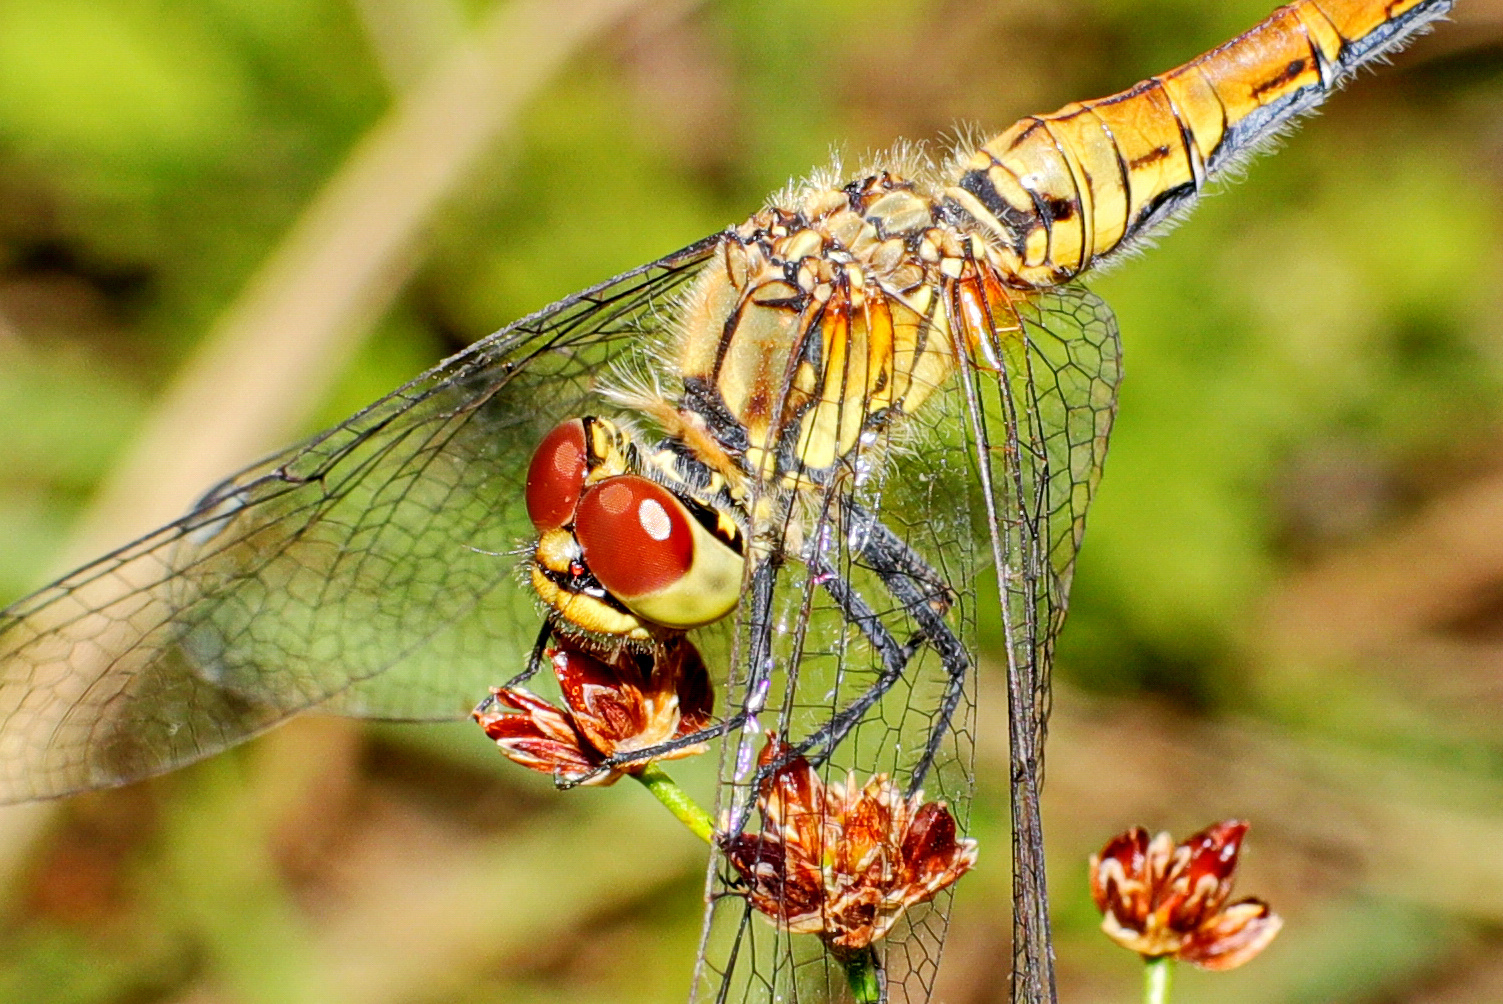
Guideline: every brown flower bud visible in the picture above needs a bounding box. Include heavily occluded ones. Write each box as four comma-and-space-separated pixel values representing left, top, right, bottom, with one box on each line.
474, 635, 713, 786
1089, 820, 1281, 970
722, 737, 977, 950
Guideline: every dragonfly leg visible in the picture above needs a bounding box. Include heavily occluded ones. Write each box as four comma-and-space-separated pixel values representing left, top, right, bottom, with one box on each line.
844, 500, 957, 612
591, 559, 780, 773
502, 619, 556, 689
786, 555, 919, 765
829, 500, 971, 794
587, 505, 964, 800
767, 502, 967, 799
474, 620, 556, 719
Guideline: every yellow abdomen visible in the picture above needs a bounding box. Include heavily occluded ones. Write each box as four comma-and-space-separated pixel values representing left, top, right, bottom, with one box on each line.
945, 0, 1452, 286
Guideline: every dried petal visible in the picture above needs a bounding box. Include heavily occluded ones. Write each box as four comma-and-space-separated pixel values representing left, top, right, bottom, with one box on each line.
1089, 826, 1153, 922
1166, 820, 1246, 931
723, 832, 824, 927
900, 802, 975, 897
671, 641, 715, 735
481, 633, 715, 782
552, 643, 651, 755
474, 687, 611, 785
758, 737, 815, 805
1178, 899, 1282, 971
825, 885, 881, 949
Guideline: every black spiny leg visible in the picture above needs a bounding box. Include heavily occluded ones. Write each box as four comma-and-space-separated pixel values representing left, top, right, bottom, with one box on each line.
592, 502, 967, 800
789, 554, 919, 763
782, 499, 969, 795
507, 619, 557, 688
594, 558, 782, 774
843, 499, 971, 795
473, 619, 556, 720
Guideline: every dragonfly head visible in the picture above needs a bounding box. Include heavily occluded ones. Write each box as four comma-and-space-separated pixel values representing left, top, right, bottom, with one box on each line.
526, 418, 746, 640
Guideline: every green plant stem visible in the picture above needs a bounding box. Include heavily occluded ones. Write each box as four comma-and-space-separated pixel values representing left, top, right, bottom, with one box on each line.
1143, 956, 1173, 1004
633, 763, 714, 844
840, 947, 883, 1003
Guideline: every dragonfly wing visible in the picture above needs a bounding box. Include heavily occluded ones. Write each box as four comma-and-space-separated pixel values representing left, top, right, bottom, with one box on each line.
687, 287, 1115, 1003
688, 281, 1120, 1002
1013, 285, 1122, 727
0, 235, 719, 803
692, 386, 988, 1002
980, 283, 1122, 1002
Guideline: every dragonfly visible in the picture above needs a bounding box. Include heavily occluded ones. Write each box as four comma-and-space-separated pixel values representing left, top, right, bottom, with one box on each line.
0, 1, 1452, 1001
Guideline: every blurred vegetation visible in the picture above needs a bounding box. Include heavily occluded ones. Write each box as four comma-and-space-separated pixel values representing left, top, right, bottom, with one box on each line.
2, 1, 1503, 1002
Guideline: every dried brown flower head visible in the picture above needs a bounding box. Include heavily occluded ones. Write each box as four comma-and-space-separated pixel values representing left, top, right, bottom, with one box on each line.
721, 737, 977, 950
474, 635, 712, 786
1089, 820, 1282, 970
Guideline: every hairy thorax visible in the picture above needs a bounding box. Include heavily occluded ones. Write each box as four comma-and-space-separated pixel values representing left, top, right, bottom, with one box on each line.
670, 172, 1016, 491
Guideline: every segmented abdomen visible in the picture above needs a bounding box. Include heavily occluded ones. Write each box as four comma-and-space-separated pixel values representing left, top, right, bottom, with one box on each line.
946, 0, 1452, 287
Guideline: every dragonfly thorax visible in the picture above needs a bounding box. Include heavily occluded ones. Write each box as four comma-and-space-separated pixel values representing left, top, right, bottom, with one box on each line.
674, 172, 1009, 489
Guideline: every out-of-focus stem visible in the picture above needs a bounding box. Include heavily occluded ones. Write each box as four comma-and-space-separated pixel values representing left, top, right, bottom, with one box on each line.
0, 0, 675, 916
1143, 956, 1173, 1004
353, 0, 466, 92
634, 764, 715, 844
61, 0, 653, 569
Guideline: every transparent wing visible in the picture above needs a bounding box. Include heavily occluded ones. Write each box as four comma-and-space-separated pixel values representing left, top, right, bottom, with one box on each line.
0, 234, 719, 803
692, 376, 986, 1004
979, 283, 1122, 1004
690, 284, 1121, 1002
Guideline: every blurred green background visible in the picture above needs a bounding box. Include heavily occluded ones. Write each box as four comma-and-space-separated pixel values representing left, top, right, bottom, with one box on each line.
1, 1, 1502, 1001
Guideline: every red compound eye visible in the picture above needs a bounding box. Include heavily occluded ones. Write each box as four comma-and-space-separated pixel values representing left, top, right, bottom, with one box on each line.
575, 476, 694, 598
526, 419, 589, 530
574, 475, 745, 630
